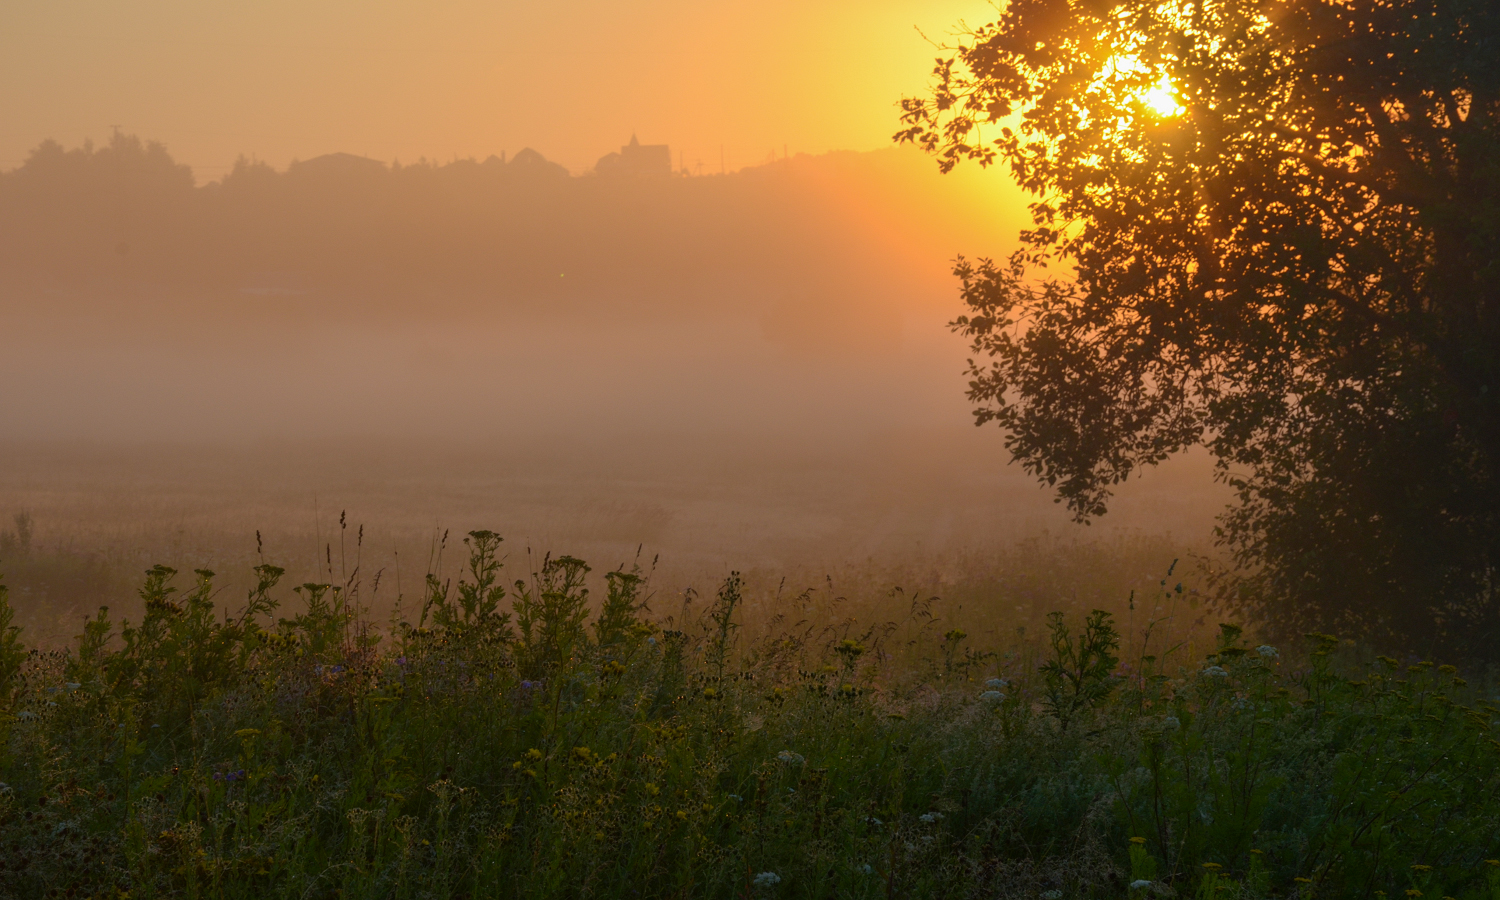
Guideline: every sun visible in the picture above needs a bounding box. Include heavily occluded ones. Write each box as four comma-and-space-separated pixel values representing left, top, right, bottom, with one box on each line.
1139, 78, 1184, 117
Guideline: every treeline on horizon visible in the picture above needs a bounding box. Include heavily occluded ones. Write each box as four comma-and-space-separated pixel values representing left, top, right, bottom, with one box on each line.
0, 132, 956, 327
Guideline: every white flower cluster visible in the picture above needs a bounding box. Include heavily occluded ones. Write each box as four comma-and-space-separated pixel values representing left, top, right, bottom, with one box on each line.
979, 690, 1006, 703
1201, 665, 1229, 678
1257, 644, 1279, 659
753, 871, 781, 887
776, 750, 805, 766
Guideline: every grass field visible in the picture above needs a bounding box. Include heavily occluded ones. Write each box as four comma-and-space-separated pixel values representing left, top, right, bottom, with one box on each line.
1, 530, 1497, 899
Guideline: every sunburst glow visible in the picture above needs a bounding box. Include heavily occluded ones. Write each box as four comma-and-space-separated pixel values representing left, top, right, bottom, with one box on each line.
1140, 78, 1184, 117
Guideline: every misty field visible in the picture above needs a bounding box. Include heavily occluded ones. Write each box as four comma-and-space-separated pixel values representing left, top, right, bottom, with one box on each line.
1, 530, 1496, 900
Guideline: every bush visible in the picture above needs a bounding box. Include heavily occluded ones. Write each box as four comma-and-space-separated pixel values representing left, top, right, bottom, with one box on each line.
0, 534, 1496, 899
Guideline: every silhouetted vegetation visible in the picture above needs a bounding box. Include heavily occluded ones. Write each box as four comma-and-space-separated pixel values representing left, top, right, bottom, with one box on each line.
900, 0, 1500, 662
0, 133, 958, 345
1, 534, 1496, 898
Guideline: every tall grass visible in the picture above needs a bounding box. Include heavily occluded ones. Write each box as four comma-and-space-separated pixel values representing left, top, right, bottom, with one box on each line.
0, 531, 1497, 899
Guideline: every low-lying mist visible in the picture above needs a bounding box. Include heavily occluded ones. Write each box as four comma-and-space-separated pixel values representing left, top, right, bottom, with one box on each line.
0, 135, 1232, 643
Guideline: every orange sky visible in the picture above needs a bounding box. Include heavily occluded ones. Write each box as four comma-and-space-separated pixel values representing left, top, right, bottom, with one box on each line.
0, 0, 999, 180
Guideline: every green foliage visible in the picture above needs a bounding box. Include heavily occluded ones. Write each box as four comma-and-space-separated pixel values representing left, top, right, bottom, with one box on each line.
1039, 608, 1120, 729
705, 571, 743, 680
0, 583, 23, 708
1, 538, 1498, 899
594, 566, 647, 649
899, 0, 1500, 663
513, 554, 591, 676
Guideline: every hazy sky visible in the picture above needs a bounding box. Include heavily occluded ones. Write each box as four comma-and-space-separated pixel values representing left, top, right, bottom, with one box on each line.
0, 0, 997, 180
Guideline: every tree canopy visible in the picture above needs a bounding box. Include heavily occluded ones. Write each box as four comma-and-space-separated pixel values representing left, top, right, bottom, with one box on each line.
899, 0, 1500, 658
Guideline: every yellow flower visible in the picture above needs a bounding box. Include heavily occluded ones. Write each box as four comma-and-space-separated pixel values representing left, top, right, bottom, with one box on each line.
675, 809, 688, 820
644, 783, 660, 796
1405, 891, 1422, 899
1129, 837, 1147, 845
234, 728, 261, 738
1202, 862, 1222, 870
1411, 864, 1432, 872
525, 748, 544, 761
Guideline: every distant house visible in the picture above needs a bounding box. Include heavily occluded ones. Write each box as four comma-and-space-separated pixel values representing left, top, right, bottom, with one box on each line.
595, 135, 671, 177
286, 152, 387, 181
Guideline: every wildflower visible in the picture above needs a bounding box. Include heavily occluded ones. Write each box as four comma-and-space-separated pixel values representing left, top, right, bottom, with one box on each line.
1129, 836, 1147, 844
1411, 864, 1433, 872
1202, 862, 1222, 870
1131, 880, 1154, 891
1405, 891, 1422, 899
753, 871, 781, 887
776, 750, 805, 766
675, 809, 688, 820
986, 677, 1009, 689
1162, 716, 1181, 732
647, 636, 657, 646
703, 687, 719, 699
866, 816, 883, 826
918, 811, 943, 824
859, 864, 873, 875
979, 690, 1006, 703
1201, 665, 1229, 678
525, 748, 543, 761
1256, 645, 1279, 659
1041, 891, 1063, 900
234, 728, 261, 738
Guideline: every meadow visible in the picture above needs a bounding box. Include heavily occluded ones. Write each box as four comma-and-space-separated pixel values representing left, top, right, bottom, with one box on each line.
1, 528, 1496, 899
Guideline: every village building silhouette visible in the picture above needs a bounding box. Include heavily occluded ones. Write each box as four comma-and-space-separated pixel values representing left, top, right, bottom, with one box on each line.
594, 134, 671, 177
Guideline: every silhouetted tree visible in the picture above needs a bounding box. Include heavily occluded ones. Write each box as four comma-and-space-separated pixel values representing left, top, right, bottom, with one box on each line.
899, 0, 1500, 658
